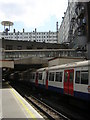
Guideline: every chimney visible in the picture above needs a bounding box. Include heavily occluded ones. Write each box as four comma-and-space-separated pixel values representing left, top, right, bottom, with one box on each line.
56, 22, 58, 42
35, 28, 37, 33
13, 29, 15, 33
23, 28, 25, 33
56, 22, 58, 33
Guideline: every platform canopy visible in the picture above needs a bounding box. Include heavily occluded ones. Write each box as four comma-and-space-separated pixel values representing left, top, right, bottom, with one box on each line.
0, 60, 14, 68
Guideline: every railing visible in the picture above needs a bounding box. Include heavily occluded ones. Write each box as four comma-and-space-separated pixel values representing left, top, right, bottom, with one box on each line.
2, 49, 86, 60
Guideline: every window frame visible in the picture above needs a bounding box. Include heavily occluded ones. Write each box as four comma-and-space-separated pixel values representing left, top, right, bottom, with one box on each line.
55, 72, 63, 82
49, 72, 55, 81
81, 71, 88, 85
38, 73, 42, 80
75, 70, 88, 85
75, 71, 81, 84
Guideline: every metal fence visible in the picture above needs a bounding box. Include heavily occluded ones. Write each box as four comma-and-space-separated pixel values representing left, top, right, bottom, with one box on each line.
2, 49, 87, 60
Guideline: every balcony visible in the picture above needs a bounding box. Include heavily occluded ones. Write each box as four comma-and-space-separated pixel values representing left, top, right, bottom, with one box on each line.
75, 3, 85, 19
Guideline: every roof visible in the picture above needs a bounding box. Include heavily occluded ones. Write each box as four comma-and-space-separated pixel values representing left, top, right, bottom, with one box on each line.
0, 60, 14, 68
48, 60, 90, 71
37, 60, 90, 72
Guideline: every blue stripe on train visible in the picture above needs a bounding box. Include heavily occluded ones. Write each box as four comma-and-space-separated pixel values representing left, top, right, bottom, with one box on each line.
39, 84, 63, 94
74, 91, 90, 101
48, 85, 63, 94
34, 83, 90, 101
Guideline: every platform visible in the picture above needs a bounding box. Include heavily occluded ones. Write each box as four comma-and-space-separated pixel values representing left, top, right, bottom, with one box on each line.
0, 82, 44, 119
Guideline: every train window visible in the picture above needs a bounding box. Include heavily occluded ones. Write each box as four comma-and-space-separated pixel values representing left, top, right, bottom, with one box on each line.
55, 72, 62, 82
38, 73, 42, 80
64, 72, 68, 82
81, 71, 88, 85
69, 72, 74, 83
49, 72, 54, 81
75, 71, 80, 84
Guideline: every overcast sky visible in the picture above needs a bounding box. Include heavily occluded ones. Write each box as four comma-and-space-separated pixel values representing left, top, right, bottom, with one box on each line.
0, 0, 68, 32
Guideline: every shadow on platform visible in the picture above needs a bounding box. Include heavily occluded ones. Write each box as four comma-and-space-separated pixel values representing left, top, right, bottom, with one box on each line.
2, 82, 11, 89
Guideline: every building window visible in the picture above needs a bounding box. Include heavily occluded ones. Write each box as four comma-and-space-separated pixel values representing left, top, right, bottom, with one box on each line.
6, 45, 13, 50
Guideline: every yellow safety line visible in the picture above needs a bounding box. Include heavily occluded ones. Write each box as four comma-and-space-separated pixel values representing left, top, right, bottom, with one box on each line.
11, 89, 37, 120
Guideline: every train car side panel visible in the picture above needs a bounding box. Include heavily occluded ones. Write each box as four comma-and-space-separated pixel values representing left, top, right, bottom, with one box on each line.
48, 70, 64, 93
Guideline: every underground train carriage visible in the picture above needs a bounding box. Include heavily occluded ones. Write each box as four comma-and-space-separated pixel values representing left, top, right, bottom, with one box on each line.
9, 60, 90, 102
30, 60, 90, 102
7, 61, 90, 119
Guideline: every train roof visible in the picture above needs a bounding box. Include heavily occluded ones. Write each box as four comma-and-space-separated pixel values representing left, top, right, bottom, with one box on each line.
37, 60, 90, 71
48, 60, 90, 71
37, 67, 48, 72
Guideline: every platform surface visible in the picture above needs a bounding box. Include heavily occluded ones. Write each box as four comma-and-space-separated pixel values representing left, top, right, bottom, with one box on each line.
0, 82, 44, 119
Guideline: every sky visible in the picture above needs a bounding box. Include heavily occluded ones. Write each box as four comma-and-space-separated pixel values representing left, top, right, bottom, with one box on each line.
0, 0, 68, 32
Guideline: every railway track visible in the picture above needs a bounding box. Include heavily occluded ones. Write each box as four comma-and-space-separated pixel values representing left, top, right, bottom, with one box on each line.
25, 95, 69, 120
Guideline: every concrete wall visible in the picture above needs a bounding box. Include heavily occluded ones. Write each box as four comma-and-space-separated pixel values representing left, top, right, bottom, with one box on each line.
1, 39, 66, 50
48, 57, 85, 67
0, 60, 14, 68
14, 57, 48, 65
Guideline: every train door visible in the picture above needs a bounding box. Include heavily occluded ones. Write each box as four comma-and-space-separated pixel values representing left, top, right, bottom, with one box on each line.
64, 69, 74, 96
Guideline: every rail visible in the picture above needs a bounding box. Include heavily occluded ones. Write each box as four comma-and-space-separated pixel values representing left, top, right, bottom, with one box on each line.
25, 95, 69, 120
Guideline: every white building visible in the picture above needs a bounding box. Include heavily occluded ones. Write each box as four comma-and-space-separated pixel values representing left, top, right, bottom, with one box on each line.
58, 2, 76, 44
0, 28, 57, 43
58, 7, 69, 44
58, 2, 87, 50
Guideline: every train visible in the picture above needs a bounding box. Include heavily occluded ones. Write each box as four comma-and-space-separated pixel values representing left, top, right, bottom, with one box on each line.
9, 60, 90, 102
30, 60, 90, 102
